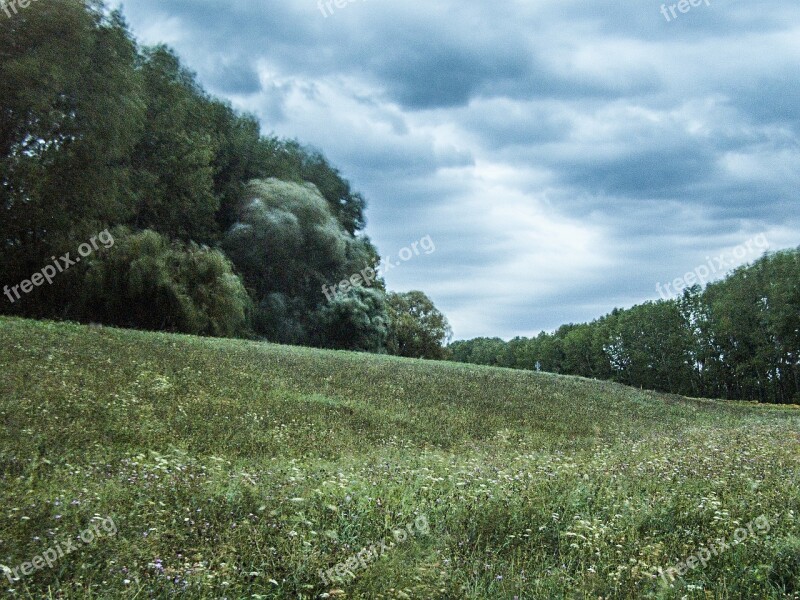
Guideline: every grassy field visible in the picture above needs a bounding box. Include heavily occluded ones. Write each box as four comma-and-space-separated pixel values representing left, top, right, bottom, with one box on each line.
0, 316, 799, 599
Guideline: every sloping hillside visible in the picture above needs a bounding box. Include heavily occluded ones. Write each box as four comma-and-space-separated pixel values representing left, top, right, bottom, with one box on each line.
1, 317, 798, 599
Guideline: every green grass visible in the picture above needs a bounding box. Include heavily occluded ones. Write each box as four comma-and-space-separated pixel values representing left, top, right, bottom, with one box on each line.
1, 316, 799, 599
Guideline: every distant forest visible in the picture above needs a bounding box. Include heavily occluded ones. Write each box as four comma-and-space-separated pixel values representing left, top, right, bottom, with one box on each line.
0, 0, 450, 359
451, 248, 800, 404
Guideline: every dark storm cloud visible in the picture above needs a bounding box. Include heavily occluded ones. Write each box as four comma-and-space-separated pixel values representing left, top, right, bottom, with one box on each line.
459, 101, 573, 149
546, 145, 716, 198
370, 44, 527, 109
113, 0, 800, 339
730, 76, 800, 127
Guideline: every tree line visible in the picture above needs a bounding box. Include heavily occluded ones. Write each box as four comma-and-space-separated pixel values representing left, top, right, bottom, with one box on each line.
0, 0, 451, 358
450, 248, 800, 404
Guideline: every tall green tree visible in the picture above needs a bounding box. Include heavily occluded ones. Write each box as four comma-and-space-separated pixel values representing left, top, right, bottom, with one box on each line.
129, 46, 218, 243
222, 178, 378, 344
0, 0, 143, 315
0, 0, 449, 358
386, 291, 452, 359
205, 103, 271, 233
449, 247, 800, 404
262, 141, 367, 236
705, 250, 800, 403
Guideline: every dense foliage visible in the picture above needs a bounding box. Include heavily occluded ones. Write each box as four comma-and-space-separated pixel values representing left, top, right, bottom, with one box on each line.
81, 228, 251, 338
451, 248, 800, 404
0, 0, 449, 356
386, 291, 453, 359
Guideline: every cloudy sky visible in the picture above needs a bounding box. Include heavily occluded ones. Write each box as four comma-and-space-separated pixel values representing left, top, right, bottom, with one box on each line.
113, 0, 800, 340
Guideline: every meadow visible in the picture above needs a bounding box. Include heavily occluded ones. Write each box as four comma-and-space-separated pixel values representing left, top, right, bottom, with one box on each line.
1, 316, 799, 599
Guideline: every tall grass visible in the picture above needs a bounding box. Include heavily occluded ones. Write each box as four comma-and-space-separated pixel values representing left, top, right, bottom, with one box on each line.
1, 317, 798, 598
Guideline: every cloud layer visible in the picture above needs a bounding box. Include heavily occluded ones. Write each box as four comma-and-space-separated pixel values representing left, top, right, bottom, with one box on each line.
114, 0, 800, 338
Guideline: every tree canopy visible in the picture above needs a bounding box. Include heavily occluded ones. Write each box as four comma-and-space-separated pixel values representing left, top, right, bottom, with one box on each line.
450, 248, 800, 404
0, 0, 450, 359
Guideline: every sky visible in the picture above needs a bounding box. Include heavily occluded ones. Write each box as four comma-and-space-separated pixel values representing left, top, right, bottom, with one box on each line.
112, 0, 800, 340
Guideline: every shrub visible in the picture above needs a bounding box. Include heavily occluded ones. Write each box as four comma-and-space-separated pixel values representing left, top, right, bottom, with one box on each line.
80, 228, 251, 337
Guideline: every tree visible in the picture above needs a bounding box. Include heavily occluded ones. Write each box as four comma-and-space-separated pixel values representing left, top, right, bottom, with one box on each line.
129, 46, 218, 243
561, 324, 597, 378
449, 248, 800, 404
448, 337, 509, 366
387, 291, 452, 359
205, 102, 272, 233
80, 228, 250, 337
222, 178, 379, 343
312, 286, 389, 353
0, 0, 143, 316
628, 301, 694, 394
0, 0, 451, 357
260, 140, 368, 235
705, 250, 800, 403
